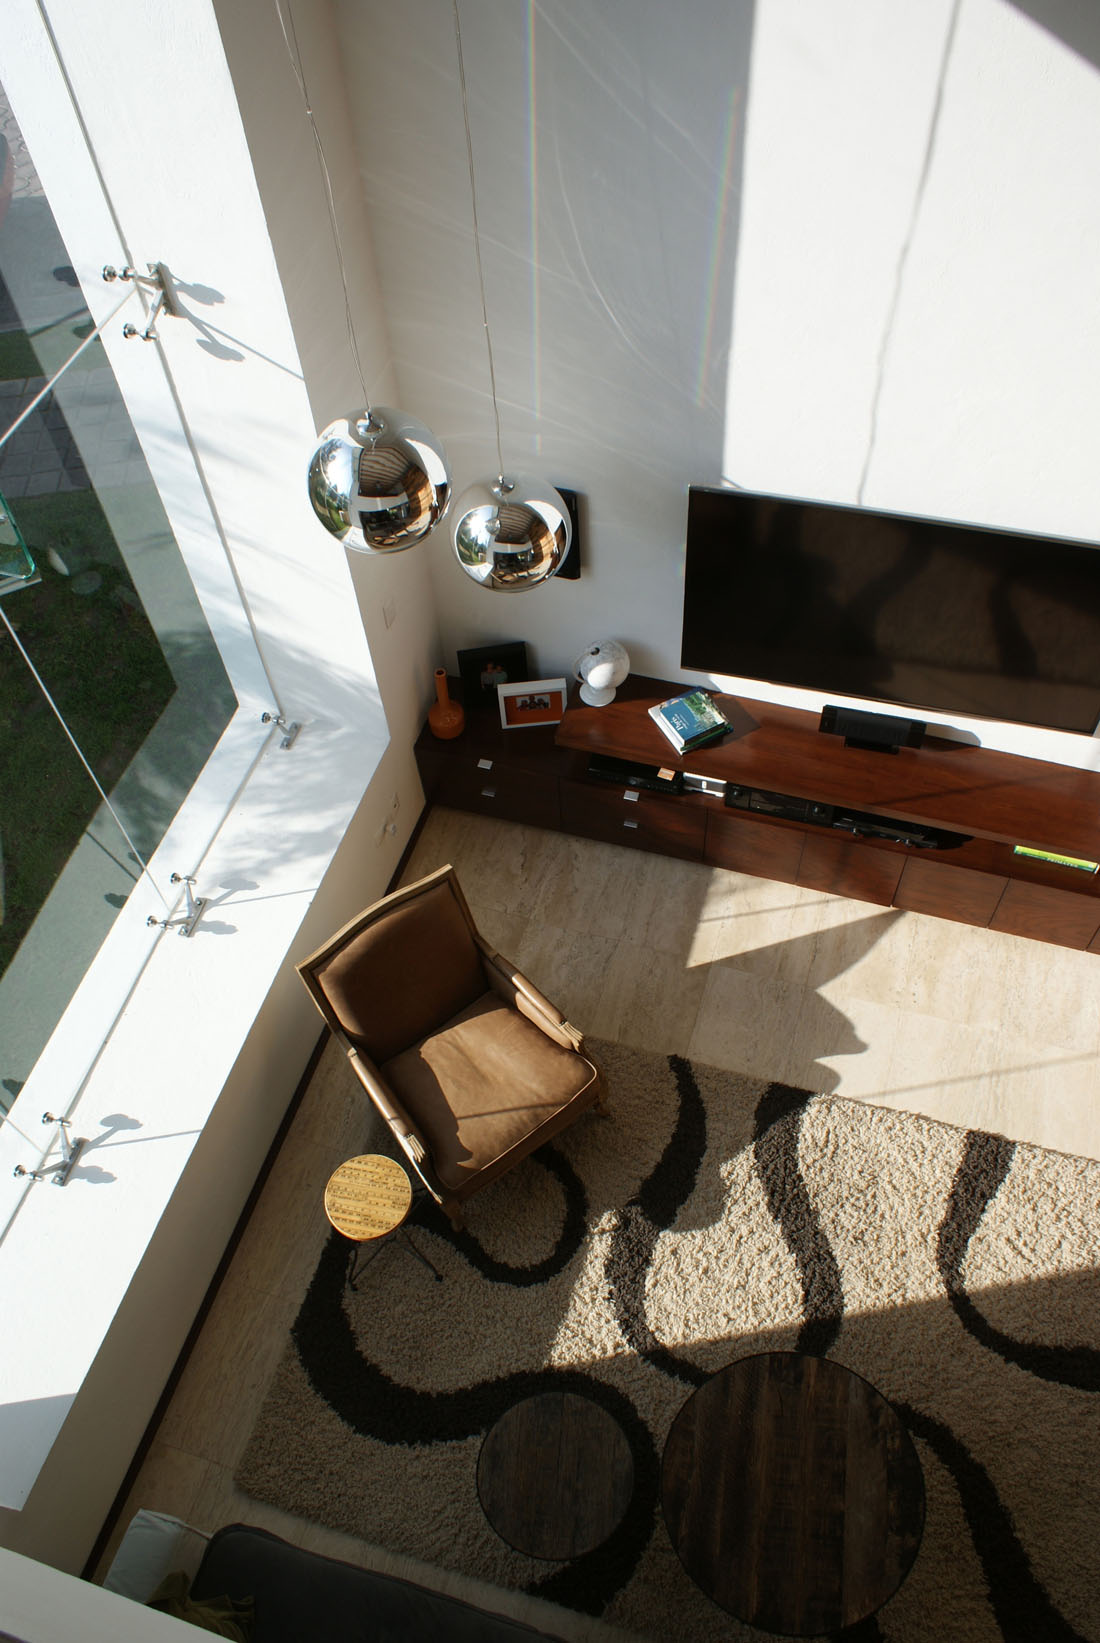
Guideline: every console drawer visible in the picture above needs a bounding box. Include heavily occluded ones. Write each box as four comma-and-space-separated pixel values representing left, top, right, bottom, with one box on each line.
893, 857, 1007, 926
704, 808, 806, 882
561, 779, 705, 859
989, 878, 1100, 949
797, 832, 904, 906
418, 747, 561, 829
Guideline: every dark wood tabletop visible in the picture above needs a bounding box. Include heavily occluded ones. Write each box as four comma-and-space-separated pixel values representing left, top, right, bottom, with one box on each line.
555, 673, 1100, 856
477, 1390, 634, 1561
661, 1352, 924, 1636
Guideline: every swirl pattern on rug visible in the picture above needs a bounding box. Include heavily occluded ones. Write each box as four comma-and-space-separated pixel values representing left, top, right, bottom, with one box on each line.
237, 1039, 1100, 1642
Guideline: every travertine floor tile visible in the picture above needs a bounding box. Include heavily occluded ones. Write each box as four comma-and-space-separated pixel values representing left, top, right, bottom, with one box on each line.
594, 941, 709, 1057
230, 1135, 353, 1302
689, 961, 864, 1091
831, 1000, 991, 1119
507, 920, 619, 1032
157, 1280, 300, 1469
526, 834, 651, 940
687, 870, 831, 971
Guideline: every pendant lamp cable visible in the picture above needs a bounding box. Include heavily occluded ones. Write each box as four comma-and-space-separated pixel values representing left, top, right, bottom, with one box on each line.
453, 0, 506, 487
275, 0, 371, 410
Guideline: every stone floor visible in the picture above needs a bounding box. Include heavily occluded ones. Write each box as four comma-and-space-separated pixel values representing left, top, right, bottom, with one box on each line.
95, 805, 1100, 1638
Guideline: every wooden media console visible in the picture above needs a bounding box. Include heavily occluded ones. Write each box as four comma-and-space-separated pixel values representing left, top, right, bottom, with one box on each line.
415, 674, 1100, 951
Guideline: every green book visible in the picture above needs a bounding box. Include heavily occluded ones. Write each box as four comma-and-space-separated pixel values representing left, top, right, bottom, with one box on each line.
1012, 846, 1099, 873
648, 689, 731, 752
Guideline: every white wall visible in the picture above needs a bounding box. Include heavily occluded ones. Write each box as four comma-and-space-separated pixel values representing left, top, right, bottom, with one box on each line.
339, 0, 751, 684
213, 0, 445, 794
344, 0, 1100, 768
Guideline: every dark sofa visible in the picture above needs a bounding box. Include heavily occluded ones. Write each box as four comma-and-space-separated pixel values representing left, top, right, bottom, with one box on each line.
190, 1522, 568, 1643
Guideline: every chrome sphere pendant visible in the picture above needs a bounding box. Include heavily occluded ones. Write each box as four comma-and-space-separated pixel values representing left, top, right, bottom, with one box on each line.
451, 474, 571, 590
307, 406, 452, 552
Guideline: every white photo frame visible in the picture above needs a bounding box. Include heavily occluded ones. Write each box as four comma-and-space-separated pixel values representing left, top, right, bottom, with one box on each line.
497, 677, 568, 729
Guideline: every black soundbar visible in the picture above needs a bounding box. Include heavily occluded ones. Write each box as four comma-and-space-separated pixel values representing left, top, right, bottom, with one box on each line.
724, 784, 969, 849
820, 703, 926, 754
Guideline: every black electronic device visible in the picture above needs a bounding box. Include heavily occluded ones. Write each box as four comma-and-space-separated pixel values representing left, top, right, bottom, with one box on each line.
587, 752, 684, 793
681, 485, 1100, 735
724, 783, 969, 849
725, 785, 836, 827
819, 703, 925, 754
554, 486, 582, 580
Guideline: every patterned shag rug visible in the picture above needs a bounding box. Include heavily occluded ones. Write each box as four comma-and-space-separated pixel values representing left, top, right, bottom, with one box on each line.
236, 1040, 1100, 1642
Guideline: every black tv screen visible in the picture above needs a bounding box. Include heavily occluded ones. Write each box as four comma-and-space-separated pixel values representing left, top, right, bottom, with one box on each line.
680, 487, 1100, 735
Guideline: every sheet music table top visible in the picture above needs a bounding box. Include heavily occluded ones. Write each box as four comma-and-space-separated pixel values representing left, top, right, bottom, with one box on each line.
323, 1153, 412, 1243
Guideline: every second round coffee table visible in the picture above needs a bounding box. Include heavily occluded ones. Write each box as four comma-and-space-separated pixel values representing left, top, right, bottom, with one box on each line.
661, 1352, 924, 1636
477, 1391, 634, 1561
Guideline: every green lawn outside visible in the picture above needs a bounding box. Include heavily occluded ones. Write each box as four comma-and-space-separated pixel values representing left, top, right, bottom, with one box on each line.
0, 487, 176, 976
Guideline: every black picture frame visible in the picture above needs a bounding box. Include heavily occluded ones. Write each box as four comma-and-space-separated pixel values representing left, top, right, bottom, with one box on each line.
457, 641, 530, 704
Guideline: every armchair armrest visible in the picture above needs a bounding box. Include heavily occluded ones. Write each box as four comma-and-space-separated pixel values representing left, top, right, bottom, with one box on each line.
346, 1048, 429, 1165
480, 948, 585, 1052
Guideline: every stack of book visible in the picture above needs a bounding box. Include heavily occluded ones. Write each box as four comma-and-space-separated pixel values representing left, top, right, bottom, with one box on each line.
648, 689, 732, 753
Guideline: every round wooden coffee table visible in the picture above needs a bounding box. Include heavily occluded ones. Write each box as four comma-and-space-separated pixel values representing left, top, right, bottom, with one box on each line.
661, 1352, 924, 1636
324, 1154, 441, 1285
477, 1391, 634, 1560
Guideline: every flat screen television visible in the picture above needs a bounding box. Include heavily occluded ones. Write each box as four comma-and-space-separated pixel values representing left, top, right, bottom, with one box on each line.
681, 486, 1100, 736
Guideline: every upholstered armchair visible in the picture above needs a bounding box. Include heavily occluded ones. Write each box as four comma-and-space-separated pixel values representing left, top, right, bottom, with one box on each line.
297, 865, 607, 1227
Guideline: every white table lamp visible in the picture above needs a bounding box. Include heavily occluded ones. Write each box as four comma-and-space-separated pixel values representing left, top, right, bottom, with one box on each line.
574, 640, 630, 706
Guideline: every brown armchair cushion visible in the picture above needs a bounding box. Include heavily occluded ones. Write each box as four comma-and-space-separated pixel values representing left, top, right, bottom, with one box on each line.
383, 993, 600, 1194
311, 880, 486, 1064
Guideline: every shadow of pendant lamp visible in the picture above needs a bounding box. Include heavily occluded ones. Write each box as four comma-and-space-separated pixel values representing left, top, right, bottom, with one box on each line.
450, 0, 569, 591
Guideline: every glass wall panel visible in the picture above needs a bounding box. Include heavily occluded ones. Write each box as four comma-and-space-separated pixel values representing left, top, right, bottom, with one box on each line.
0, 82, 238, 1112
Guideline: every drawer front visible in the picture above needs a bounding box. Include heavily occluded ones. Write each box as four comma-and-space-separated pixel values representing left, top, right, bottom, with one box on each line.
561, 779, 705, 859
418, 748, 561, 828
797, 832, 904, 906
989, 879, 1100, 949
894, 857, 1007, 926
703, 808, 805, 882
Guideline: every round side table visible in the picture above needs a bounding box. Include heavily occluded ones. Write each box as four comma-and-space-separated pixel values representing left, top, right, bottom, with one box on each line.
323, 1153, 441, 1286
477, 1391, 634, 1561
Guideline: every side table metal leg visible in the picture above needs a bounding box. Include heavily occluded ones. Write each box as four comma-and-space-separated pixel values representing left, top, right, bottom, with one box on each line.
345, 1227, 444, 1289
399, 1227, 444, 1283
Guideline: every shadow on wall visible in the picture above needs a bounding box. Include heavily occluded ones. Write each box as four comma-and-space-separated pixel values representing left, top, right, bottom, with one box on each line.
1008, 0, 1100, 71
0, 1394, 76, 1514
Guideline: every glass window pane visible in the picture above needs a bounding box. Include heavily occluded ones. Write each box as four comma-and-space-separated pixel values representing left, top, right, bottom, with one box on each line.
0, 81, 238, 1112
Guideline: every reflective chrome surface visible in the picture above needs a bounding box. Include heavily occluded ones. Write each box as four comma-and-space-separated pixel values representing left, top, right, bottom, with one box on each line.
574, 639, 630, 706
307, 406, 452, 552
451, 473, 571, 590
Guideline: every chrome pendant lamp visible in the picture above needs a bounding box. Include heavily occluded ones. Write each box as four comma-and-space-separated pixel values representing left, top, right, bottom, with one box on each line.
308, 406, 451, 553
450, 1, 570, 590
278, 0, 451, 552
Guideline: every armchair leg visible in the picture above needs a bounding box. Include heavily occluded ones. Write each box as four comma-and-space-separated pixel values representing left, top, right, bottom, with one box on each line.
591, 1063, 611, 1116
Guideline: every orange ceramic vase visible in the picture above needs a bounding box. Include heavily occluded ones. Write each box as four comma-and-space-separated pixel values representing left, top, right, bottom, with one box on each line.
428, 668, 465, 739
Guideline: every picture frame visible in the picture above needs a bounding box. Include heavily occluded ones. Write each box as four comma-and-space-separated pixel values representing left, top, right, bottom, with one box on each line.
457, 641, 530, 705
497, 677, 569, 729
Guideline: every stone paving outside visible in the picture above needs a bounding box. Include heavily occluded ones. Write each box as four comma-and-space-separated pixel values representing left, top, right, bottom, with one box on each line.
0, 370, 146, 501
